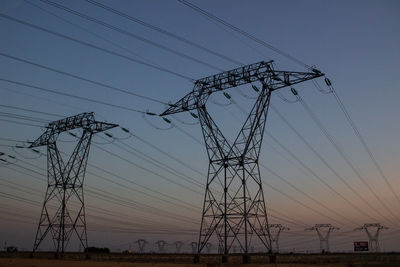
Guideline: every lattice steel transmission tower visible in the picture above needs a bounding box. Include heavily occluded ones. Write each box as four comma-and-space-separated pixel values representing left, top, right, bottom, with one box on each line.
135, 239, 148, 253
355, 223, 388, 252
30, 112, 117, 254
269, 224, 290, 253
305, 224, 339, 253
161, 61, 323, 261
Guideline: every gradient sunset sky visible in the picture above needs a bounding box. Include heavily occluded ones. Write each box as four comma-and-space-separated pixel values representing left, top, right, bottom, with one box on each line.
0, 0, 399, 253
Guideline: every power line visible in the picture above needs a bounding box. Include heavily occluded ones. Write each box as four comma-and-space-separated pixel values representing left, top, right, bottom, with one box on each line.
0, 78, 148, 114
178, 0, 312, 69
328, 81, 400, 207
0, 13, 193, 81
4, 159, 199, 227
84, 0, 244, 66
94, 144, 202, 195
0, 52, 169, 105
0, 118, 42, 128
0, 103, 64, 117
39, 0, 224, 72
299, 96, 400, 224
270, 105, 393, 224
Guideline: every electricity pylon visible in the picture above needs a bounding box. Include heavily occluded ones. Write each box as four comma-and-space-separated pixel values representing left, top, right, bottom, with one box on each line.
135, 239, 148, 253
354, 223, 388, 252
156, 240, 167, 253
269, 224, 290, 253
305, 224, 339, 253
174, 241, 183, 253
190, 241, 197, 254
162, 61, 323, 261
30, 112, 117, 255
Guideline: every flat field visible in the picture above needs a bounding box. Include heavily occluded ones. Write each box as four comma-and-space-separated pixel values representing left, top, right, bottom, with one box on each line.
0, 252, 399, 266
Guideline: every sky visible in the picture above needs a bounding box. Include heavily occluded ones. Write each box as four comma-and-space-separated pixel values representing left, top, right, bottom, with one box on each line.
0, 0, 399, 253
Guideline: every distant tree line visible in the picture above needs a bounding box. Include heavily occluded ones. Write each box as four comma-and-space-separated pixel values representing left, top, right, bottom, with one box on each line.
84, 247, 110, 253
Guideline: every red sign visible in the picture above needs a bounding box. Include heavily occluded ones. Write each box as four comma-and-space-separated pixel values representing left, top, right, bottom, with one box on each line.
354, 241, 368, 251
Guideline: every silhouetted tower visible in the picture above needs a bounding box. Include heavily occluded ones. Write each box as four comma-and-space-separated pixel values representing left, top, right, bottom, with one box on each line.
305, 224, 339, 253
30, 112, 117, 254
156, 240, 167, 253
174, 241, 183, 253
355, 223, 388, 252
269, 224, 290, 253
161, 61, 323, 260
135, 239, 148, 253
190, 241, 197, 254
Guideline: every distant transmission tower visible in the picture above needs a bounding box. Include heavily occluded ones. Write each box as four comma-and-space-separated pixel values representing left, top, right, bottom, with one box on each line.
162, 61, 323, 262
354, 223, 388, 252
30, 113, 117, 255
174, 241, 183, 253
305, 224, 339, 253
269, 224, 290, 253
135, 239, 148, 253
156, 240, 167, 253
190, 242, 197, 254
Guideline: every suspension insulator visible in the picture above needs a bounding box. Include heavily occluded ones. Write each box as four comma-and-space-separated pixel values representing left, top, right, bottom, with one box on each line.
0, 158, 6, 162
146, 112, 157, 116
223, 92, 231, 99
163, 117, 172, 124
312, 68, 322, 74
252, 85, 259, 92
121, 127, 130, 133
168, 103, 178, 108
105, 133, 113, 138
8, 155, 15, 159
69, 132, 77, 137
291, 88, 298, 96
325, 78, 332, 86
31, 148, 40, 153
190, 112, 198, 119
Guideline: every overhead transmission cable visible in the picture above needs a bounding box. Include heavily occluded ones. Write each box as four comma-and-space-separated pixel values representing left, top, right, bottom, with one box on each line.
325, 78, 400, 207
0, 13, 193, 81
83, 0, 244, 66
177, 0, 312, 70
297, 94, 400, 224
23, 0, 170, 72
38, 0, 224, 72
4, 159, 199, 226
0, 52, 169, 106
0, 78, 148, 114
229, 98, 364, 227
180, 0, 399, 222
270, 105, 393, 224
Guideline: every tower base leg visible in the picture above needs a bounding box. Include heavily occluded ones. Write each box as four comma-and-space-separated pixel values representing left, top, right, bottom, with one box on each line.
193, 254, 199, 263
222, 254, 228, 263
242, 254, 249, 264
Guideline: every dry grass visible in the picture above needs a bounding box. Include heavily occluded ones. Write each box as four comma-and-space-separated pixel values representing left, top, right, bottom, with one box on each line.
1, 252, 399, 267
0, 258, 352, 267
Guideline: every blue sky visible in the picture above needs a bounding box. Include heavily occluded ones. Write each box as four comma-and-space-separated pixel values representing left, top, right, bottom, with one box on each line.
0, 0, 399, 253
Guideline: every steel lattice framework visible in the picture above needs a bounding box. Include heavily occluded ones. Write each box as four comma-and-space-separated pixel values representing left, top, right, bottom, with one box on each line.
354, 223, 388, 252
30, 112, 117, 254
305, 224, 339, 253
162, 61, 323, 260
269, 224, 290, 253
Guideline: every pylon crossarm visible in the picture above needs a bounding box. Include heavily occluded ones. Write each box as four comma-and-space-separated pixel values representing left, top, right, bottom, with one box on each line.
30, 112, 118, 147
161, 61, 323, 116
